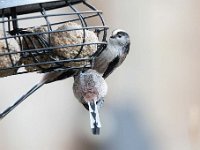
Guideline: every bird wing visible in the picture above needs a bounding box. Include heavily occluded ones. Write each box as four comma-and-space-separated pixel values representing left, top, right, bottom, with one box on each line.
119, 43, 130, 65
125, 43, 130, 54
102, 55, 120, 79
92, 43, 107, 57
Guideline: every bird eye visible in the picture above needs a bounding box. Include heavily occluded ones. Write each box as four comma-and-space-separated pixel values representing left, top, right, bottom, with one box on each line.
118, 35, 122, 38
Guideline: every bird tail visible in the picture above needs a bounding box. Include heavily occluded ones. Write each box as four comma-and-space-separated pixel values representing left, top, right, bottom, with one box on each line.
88, 101, 101, 135
0, 82, 44, 120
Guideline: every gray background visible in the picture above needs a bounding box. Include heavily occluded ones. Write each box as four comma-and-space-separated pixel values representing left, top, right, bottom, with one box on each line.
0, 0, 200, 150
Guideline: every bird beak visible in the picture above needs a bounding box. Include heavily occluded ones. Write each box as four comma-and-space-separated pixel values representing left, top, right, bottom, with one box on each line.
110, 35, 115, 39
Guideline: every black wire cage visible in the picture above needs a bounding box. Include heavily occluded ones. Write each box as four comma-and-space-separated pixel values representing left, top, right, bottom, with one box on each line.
0, 0, 108, 77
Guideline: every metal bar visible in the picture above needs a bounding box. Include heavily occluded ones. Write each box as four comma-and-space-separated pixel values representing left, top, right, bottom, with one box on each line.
0, 57, 92, 71
83, 1, 108, 41
0, 41, 106, 56
40, 3, 52, 45
67, 2, 86, 58
1, 9, 15, 66
0, 26, 109, 40
0, 11, 103, 23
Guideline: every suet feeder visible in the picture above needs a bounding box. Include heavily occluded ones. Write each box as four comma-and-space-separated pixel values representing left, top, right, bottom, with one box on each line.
0, 0, 108, 77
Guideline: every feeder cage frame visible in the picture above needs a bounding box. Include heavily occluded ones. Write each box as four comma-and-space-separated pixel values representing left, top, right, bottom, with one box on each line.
0, 0, 108, 76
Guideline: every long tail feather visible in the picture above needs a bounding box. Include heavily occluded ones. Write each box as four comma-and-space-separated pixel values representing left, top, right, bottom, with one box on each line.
0, 82, 44, 120
88, 101, 101, 135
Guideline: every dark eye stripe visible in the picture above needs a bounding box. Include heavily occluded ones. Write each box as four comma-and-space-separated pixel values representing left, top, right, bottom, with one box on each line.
117, 31, 128, 37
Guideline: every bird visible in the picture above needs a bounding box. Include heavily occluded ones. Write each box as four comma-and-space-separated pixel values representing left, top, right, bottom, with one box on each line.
93, 29, 130, 78
73, 69, 108, 135
0, 29, 130, 120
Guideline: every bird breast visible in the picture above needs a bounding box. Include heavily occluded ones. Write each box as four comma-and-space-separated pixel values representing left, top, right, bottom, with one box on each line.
93, 45, 119, 74
73, 70, 108, 103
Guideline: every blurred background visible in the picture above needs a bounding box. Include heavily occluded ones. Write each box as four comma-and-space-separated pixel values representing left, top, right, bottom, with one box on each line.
0, 0, 200, 150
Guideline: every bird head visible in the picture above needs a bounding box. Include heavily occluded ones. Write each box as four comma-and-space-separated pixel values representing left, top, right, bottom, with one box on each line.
109, 29, 130, 46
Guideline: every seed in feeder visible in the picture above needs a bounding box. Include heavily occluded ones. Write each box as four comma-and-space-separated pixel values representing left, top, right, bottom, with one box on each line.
0, 31, 20, 77
50, 22, 99, 67
20, 26, 53, 72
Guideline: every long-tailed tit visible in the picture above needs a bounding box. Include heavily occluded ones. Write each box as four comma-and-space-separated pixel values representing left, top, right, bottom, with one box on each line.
0, 29, 130, 120
73, 69, 108, 135
0, 69, 77, 120
93, 29, 130, 78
